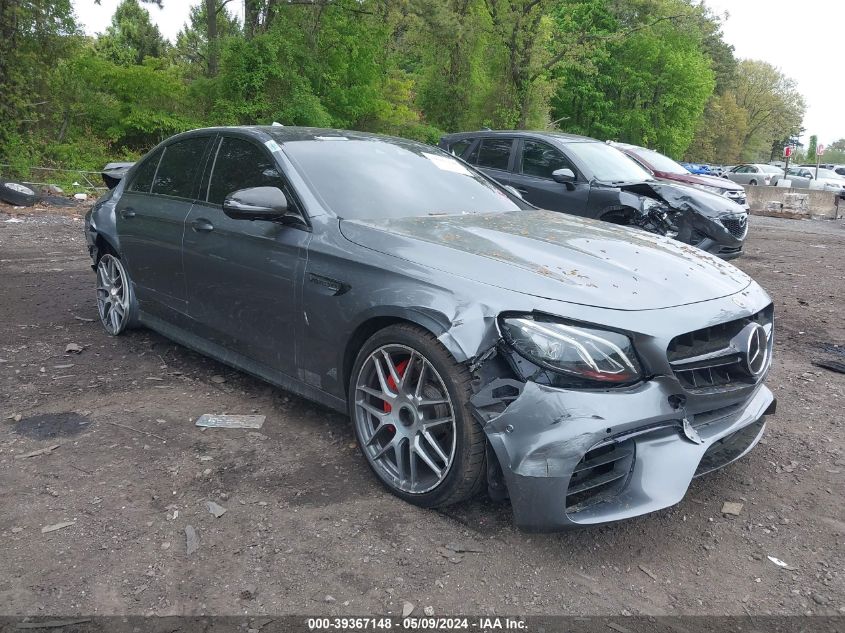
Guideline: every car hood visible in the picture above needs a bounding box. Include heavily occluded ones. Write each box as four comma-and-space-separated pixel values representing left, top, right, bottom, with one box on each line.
659, 171, 743, 191
616, 180, 745, 219
339, 210, 751, 311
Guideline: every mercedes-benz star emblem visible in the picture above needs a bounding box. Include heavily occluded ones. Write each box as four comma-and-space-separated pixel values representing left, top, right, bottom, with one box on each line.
744, 323, 768, 376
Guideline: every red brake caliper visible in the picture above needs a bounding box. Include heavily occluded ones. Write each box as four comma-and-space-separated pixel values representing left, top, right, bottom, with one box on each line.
382, 359, 409, 436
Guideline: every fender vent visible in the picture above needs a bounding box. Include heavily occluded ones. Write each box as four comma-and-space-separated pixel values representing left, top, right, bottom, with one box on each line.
565, 440, 635, 513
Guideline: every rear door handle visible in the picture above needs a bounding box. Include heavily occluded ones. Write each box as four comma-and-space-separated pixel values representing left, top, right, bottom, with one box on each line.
120, 207, 136, 219
191, 218, 214, 232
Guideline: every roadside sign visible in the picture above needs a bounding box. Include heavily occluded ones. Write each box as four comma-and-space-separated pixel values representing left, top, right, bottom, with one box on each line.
783, 145, 793, 158
818, 144, 825, 156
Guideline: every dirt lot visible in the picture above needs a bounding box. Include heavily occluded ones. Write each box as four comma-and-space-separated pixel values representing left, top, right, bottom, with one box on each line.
1, 204, 844, 618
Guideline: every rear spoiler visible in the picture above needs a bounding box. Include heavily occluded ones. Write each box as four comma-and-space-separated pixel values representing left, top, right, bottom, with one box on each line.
101, 162, 135, 189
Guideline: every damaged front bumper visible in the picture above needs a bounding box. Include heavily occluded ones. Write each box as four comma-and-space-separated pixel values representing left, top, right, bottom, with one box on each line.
476, 377, 775, 531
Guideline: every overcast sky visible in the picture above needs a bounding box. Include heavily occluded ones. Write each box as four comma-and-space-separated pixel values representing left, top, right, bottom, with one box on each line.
72, 0, 843, 146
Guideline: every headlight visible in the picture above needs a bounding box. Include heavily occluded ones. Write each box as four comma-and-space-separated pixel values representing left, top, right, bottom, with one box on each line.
499, 314, 642, 385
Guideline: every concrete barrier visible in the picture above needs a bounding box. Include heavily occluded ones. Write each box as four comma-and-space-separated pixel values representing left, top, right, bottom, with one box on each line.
745, 186, 842, 220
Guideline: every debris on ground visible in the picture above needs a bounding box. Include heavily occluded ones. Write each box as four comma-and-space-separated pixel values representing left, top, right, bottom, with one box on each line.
185, 525, 199, 555
41, 521, 75, 533
15, 444, 60, 459
195, 414, 266, 429
721, 502, 744, 516
767, 556, 797, 570
210, 375, 226, 384
424, 606, 434, 616
324, 595, 336, 603
205, 501, 227, 518
402, 601, 415, 617
64, 343, 83, 354
240, 585, 258, 600
445, 542, 484, 554
73, 193, 88, 201
813, 359, 845, 375
4, 217, 24, 223
638, 564, 659, 581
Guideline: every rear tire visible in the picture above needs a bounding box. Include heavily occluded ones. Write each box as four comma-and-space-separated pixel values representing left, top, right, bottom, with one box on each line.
749, 179, 758, 186
95, 253, 138, 335
349, 323, 486, 508
0, 181, 36, 206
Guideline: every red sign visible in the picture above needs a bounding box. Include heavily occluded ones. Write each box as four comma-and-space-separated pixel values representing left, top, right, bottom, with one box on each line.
783, 145, 793, 158
818, 144, 825, 156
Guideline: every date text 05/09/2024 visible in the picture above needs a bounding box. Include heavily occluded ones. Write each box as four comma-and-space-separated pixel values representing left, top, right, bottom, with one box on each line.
307, 616, 528, 631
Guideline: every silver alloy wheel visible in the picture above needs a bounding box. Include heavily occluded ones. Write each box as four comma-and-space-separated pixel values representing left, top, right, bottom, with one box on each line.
354, 344, 457, 494
96, 254, 131, 335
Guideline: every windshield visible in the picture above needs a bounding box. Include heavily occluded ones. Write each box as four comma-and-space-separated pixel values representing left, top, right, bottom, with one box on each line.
817, 168, 843, 180
282, 137, 523, 220
631, 147, 689, 175
566, 141, 653, 183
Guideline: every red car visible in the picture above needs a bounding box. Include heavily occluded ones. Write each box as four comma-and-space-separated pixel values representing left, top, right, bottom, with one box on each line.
611, 142, 749, 210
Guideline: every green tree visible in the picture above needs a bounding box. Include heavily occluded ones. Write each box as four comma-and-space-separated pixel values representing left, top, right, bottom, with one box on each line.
733, 59, 805, 161
96, 0, 170, 65
806, 134, 817, 163
550, 0, 716, 156
173, 1, 241, 78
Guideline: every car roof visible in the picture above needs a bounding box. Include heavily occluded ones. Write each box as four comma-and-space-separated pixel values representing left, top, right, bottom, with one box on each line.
166, 125, 421, 146
441, 130, 598, 144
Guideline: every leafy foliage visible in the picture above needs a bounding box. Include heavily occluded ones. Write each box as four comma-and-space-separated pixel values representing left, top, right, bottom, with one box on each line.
0, 0, 811, 179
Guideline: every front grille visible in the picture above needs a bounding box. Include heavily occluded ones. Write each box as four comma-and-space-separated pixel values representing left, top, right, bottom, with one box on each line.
668, 305, 773, 392
719, 213, 748, 239
565, 440, 635, 513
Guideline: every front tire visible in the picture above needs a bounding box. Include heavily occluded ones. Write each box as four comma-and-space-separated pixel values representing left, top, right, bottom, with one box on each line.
349, 324, 486, 508
95, 253, 137, 335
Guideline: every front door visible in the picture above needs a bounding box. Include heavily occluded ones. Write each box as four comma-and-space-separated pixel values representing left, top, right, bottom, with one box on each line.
116, 136, 213, 321
509, 139, 590, 215
181, 135, 311, 376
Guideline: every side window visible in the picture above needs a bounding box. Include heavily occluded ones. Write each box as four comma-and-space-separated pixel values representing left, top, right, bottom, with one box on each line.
521, 140, 571, 179
475, 138, 513, 171
207, 137, 285, 205
128, 148, 163, 193
151, 137, 211, 199
447, 139, 473, 158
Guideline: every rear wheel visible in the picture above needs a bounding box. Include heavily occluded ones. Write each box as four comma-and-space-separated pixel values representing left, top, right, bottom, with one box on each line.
749, 179, 758, 186
349, 324, 486, 508
96, 253, 136, 335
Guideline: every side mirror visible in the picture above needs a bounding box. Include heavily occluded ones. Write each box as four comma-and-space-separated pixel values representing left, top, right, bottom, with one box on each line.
223, 186, 292, 222
552, 168, 576, 184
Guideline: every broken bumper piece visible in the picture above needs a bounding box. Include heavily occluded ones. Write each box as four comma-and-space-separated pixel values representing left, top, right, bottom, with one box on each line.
480, 377, 775, 531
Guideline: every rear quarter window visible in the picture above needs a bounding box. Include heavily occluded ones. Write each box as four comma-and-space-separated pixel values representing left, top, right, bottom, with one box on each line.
127, 149, 163, 194
151, 137, 211, 199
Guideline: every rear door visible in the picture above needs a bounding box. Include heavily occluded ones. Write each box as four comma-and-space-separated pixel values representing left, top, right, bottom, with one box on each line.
509, 138, 590, 214
466, 137, 516, 188
181, 134, 311, 375
116, 135, 213, 321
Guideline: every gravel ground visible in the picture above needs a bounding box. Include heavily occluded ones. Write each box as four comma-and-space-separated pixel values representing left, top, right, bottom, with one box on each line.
1, 206, 843, 618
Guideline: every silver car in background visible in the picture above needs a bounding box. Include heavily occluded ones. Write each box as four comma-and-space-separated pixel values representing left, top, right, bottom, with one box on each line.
726, 164, 784, 186
779, 167, 845, 193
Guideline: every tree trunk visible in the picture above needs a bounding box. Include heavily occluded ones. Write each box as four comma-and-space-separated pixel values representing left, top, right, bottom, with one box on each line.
205, 0, 219, 76
244, 0, 261, 38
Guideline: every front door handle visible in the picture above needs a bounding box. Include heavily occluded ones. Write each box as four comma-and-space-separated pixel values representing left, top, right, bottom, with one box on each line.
191, 218, 214, 233
120, 207, 136, 219
516, 188, 528, 195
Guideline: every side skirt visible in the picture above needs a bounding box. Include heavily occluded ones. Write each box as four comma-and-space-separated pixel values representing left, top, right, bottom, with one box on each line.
139, 312, 348, 414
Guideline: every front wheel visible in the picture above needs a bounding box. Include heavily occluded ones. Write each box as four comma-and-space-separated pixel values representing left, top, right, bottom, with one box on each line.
96, 253, 136, 335
349, 324, 486, 508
